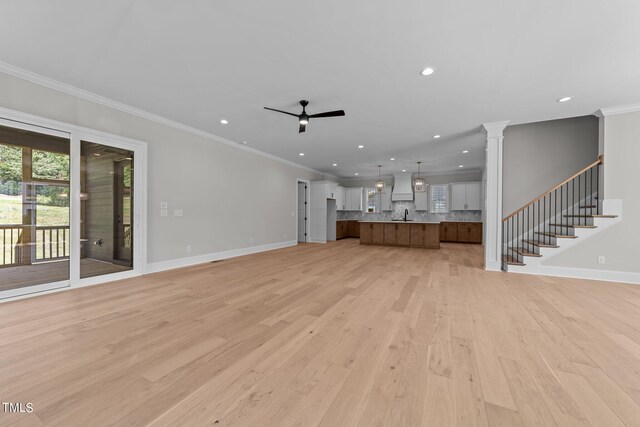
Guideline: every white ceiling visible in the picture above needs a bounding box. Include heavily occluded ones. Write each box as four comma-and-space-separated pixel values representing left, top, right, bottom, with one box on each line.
1, 1, 639, 178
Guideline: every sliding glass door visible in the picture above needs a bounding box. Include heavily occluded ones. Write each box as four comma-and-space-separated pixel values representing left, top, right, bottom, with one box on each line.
0, 123, 71, 293
79, 140, 134, 279
0, 112, 146, 300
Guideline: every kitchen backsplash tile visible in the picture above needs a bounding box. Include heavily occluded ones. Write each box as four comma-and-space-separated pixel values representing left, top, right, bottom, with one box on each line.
337, 201, 481, 222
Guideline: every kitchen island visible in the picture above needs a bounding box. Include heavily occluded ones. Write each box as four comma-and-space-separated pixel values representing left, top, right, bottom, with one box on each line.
359, 220, 440, 248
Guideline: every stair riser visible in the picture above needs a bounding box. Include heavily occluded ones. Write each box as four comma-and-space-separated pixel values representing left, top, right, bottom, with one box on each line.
504, 203, 621, 274
547, 226, 576, 236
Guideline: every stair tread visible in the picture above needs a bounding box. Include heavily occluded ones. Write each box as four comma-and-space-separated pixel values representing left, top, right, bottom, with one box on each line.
512, 247, 542, 257
535, 231, 577, 239
522, 239, 559, 248
563, 214, 617, 218
549, 223, 597, 229
503, 255, 525, 266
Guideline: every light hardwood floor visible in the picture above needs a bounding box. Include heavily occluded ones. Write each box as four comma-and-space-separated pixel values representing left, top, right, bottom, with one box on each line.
1, 239, 640, 426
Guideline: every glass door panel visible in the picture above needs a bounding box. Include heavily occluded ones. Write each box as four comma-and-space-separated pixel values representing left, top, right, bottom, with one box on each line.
0, 124, 70, 292
80, 141, 134, 279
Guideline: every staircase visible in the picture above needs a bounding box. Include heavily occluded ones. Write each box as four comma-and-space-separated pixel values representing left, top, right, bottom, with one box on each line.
502, 156, 620, 273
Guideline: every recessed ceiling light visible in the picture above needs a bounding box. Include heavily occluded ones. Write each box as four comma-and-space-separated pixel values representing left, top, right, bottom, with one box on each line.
332, 163, 337, 167
433, 135, 441, 139
358, 145, 364, 149
299, 153, 304, 156
459, 165, 464, 168
390, 157, 395, 161
557, 96, 572, 103
402, 169, 406, 172
354, 173, 359, 176
220, 119, 228, 124
421, 67, 435, 76
242, 141, 248, 145
462, 150, 469, 154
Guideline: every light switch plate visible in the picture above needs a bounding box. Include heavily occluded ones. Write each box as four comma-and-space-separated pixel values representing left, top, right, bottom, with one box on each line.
160, 202, 168, 209
160, 209, 168, 217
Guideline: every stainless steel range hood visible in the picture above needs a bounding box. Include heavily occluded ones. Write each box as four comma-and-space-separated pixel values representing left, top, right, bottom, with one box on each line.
391, 173, 414, 201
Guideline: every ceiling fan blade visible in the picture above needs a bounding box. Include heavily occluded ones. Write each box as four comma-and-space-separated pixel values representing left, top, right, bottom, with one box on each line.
299, 123, 306, 133
264, 107, 299, 117
308, 110, 345, 118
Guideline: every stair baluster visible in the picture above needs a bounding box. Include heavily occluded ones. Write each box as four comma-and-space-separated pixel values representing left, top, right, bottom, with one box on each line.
502, 156, 604, 270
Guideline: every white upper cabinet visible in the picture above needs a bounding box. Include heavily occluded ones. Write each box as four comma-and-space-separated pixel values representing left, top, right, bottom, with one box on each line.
326, 181, 338, 199
336, 186, 346, 210
312, 180, 339, 201
414, 190, 428, 211
465, 182, 481, 210
345, 187, 363, 211
451, 184, 466, 211
451, 182, 481, 210
380, 189, 392, 211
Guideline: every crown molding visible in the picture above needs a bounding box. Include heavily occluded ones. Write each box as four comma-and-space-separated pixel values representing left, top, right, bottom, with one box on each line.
0, 61, 334, 179
595, 103, 640, 118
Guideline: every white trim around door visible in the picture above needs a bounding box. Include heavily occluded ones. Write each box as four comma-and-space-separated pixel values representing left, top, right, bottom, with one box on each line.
296, 179, 311, 244
0, 106, 148, 302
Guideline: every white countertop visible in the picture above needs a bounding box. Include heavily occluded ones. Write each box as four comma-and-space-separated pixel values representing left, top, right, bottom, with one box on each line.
357, 220, 441, 224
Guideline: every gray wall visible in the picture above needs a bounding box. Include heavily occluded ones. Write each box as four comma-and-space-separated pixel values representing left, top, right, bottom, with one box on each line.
502, 116, 599, 217
0, 72, 325, 265
544, 111, 640, 274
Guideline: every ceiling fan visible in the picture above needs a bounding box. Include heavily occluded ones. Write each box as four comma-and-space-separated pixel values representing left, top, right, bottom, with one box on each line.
264, 100, 345, 133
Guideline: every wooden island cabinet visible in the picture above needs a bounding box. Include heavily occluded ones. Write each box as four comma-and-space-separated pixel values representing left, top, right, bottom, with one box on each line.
360, 221, 439, 248
336, 220, 360, 239
440, 222, 482, 244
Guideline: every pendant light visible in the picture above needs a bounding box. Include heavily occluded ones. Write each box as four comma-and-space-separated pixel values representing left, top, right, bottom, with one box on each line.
376, 165, 384, 192
414, 161, 425, 192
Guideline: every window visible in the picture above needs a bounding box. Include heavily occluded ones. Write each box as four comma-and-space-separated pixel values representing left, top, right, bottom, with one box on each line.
430, 184, 448, 213
365, 188, 378, 213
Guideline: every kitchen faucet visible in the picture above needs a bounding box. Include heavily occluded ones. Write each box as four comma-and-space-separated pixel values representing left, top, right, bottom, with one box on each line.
404, 208, 409, 222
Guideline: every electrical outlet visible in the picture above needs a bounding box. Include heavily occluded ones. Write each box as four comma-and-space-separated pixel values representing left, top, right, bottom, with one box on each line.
187, 245, 192, 253
597, 256, 606, 264
174, 209, 183, 217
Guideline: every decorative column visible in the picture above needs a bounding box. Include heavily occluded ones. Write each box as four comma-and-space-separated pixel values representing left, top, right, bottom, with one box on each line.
483, 121, 509, 271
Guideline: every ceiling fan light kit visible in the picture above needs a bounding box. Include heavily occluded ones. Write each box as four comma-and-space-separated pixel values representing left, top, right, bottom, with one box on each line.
264, 100, 345, 133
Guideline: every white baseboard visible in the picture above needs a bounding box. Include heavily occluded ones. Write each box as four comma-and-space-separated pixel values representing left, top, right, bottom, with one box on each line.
509, 265, 640, 285
484, 261, 502, 272
145, 240, 298, 274
1, 240, 298, 303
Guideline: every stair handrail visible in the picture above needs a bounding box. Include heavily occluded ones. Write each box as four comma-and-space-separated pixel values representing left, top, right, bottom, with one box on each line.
502, 155, 603, 222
